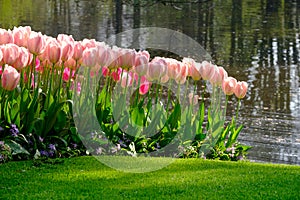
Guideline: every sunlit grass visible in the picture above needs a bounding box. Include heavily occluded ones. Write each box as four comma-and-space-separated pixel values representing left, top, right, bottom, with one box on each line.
1, 156, 299, 199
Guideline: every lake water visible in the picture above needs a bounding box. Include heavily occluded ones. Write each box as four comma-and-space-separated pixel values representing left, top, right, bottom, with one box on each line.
1, 0, 299, 165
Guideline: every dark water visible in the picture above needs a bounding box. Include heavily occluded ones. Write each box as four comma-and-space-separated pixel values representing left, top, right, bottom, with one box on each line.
1, 0, 299, 165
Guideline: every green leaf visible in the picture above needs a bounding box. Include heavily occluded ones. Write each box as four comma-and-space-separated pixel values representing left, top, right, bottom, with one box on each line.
6, 140, 30, 155
130, 106, 144, 127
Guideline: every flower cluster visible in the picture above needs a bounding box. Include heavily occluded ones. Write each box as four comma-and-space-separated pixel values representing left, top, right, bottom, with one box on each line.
0, 26, 250, 162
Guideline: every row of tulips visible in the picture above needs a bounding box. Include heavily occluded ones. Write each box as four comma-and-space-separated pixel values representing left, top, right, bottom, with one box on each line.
0, 26, 247, 96
0, 26, 250, 162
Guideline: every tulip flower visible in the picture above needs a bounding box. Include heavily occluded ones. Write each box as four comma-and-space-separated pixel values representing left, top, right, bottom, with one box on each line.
119, 48, 136, 69
82, 47, 98, 68
107, 47, 120, 69
63, 67, 75, 82
73, 41, 84, 61
12, 46, 30, 70
120, 71, 133, 88
1, 44, 20, 66
0, 49, 2, 63
139, 76, 151, 95
27, 31, 45, 55
234, 81, 248, 99
175, 62, 188, 84
64, 58, 77, 70
165, 58, 181, 80
147, 57, 167, 81
97, 43, 109, 67
59, 40, 74, 62
134, 54, 149, 76
45, 39, 62, 64
111, 68, 122, 82
0, 28, 13, 45
199, 61, 216, 81
1, 65, 20, 91
12, 26, 31, 47
222, 77, 237, 95
183, 57, 201, 81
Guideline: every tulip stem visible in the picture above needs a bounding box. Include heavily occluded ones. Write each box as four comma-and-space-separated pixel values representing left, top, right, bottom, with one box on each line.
235, 98, 241, 123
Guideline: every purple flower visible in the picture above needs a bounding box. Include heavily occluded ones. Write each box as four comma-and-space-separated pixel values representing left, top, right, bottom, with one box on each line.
48, 150, 54, 157
0, 126, 4, 132
237, 155, 244, 160
90, 132, 96, 139
71, 143, 77, 149
49, 144, 56, 151
10, 124, 19, 137
40, 150, 49, 157
39, 136, 44, 142
0, 141, 4, 147
0, 154, 4, 162
96, 147, 103, 155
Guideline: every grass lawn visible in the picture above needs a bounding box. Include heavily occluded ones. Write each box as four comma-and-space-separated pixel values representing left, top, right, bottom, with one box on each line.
1, 156, 300, 200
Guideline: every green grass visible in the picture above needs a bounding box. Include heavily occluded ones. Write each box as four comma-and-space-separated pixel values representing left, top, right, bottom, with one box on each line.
1, 156, 300, 200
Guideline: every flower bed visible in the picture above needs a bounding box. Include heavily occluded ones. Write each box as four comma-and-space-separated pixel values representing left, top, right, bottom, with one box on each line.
0, 26, 250, 163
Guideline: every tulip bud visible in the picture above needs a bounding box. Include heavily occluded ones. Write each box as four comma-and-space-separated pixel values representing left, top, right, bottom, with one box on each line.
0, 28, 13, 45
199, 61, 215, 81
222, 77, 237, 95
1, 65, 20, 91
234, 81, 248, 99
27, 31, 46, 55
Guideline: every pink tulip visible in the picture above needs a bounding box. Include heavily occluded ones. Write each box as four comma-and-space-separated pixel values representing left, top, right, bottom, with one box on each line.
107, 46, 120, 69
0, 49, 2, 63
102, 66, 109, 77
234, 81, 248, 99
97, 43, 109, 67
12, 47, 30, 70
222, 77, 237, 95
218, 67, 228, 82
137, 50, 150, 61
134, 54, 149, 76
0, 28, 13, 45
209, 66, 227, 86
82, 47, 98, 68
63, 67, 75, 82
26, 53, 33, 66
64, 58, 77, 70
165, 58, 181, 80
81, 39, 97, 49
111, 68, 122, 82
59, 41, 74, 62
120, 71, 133, 88
27, 31, 45, 55
57, 34, 75, 44
57, 34, 74, 62
119, 48, 136, 69
13, 26, 31, 47
183, 58, 201, 81
139, 76, 151, 95
1, 65, 20, 91
45, 39, 62, 64
175, 62, 188, 84
209, 66, 222, 86
1, 44, 20, 66
35, 58, 44, 73
73, 41, 84, 61
199, 61, 216, 81
147, 57, 167, 81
